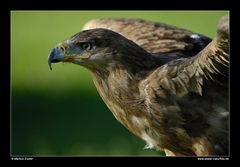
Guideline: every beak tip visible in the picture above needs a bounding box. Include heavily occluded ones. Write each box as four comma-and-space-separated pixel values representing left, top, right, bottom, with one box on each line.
48, 59, 53, 71
48, 46, 63, 70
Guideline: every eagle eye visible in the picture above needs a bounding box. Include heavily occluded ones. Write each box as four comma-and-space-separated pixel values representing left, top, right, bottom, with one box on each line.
78, 42, 92, 51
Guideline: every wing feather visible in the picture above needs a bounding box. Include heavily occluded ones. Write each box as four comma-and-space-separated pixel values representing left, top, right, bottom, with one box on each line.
141, 15, 229, 107
82, 18, 212, 56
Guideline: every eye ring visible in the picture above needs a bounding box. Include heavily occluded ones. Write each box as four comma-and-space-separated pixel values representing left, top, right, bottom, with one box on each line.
80, 42, 92, 51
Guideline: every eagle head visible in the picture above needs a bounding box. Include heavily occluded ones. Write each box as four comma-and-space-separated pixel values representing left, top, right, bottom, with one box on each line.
48, 28, 151, 73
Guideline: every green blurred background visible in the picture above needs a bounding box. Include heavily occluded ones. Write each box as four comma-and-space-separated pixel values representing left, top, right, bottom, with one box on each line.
11, 11, 228, 156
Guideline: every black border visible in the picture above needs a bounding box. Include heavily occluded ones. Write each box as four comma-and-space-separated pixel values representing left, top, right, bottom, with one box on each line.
1, 0, 236, 162
2, 0, 232, 10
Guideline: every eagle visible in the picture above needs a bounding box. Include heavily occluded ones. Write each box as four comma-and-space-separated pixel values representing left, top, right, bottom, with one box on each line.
48, 15, 229, 156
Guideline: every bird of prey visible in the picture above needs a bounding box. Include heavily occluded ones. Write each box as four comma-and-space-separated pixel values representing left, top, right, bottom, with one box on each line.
48, 15, 229, 156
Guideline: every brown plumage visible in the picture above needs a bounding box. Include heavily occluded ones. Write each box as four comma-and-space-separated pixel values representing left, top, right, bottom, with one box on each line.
48, 16, 229, 156
82, 18, 212, 57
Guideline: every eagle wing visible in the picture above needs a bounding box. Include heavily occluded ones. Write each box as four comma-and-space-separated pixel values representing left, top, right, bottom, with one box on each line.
140, 15, 229, 155
82, 18, 212, 57
144, 15, 229, 99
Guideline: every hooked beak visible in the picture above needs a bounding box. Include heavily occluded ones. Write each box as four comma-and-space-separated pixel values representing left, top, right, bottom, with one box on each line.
48, 46, 65, 70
